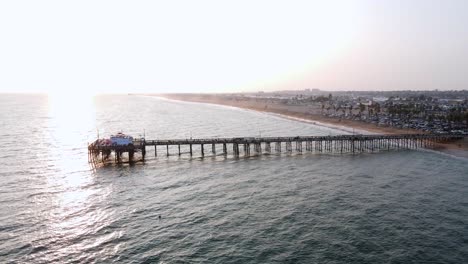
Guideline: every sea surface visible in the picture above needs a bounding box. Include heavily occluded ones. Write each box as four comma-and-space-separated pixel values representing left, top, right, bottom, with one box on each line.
0, 94, 467, 263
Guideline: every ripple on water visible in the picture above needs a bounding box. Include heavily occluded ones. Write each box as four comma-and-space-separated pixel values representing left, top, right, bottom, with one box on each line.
1, 95, 468, 263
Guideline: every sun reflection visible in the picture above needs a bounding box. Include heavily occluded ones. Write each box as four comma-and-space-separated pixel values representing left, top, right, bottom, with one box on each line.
46, 91, 97, 169
43, 91, 108, 241
43, 171, 115, 255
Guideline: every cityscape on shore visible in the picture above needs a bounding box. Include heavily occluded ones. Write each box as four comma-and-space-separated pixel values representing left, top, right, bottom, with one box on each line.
159, 89, 468, 135
255, 89, 468, 134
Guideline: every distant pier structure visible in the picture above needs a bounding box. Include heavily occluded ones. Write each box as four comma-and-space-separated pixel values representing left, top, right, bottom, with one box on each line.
88, 133, 464, 165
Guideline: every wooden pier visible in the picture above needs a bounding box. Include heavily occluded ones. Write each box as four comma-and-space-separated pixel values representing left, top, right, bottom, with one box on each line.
88, 133, 464, 164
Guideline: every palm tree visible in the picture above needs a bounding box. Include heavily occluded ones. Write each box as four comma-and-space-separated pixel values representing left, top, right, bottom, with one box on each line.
359, 103, 365, 119
375, 103, 381, 119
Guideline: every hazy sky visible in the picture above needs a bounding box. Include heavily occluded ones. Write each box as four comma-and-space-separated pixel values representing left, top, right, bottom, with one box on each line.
1, 0, 467, 94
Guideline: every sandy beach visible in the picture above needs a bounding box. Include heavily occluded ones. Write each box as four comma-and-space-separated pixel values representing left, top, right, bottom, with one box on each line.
156, 94, 468, 159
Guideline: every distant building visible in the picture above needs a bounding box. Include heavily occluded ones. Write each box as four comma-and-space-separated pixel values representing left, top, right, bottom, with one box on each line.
110, 133, 134, 146
373, 96, 388, 102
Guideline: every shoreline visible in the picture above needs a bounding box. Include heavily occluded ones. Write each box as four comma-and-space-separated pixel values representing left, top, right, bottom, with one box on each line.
154, 94, 468, 159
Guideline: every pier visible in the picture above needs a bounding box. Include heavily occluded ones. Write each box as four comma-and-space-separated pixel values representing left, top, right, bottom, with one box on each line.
88, 133, 464, 164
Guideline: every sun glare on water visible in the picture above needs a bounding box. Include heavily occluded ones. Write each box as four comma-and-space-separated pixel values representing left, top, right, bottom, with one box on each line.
43, 91, 104, 242
46, 90, 97, 171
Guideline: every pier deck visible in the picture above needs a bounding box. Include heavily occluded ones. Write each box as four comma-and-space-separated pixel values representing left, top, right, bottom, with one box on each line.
88, 133, 464, 164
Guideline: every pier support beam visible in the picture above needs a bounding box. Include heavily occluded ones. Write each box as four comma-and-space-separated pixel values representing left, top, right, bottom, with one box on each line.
233, 143, 239, 156
275, 142, 281, 152
254, 143, 261, 154
265, 142, 271, 153
296, 141, 302, 153
244, 143, 250, 156
286, 141, 292, 152
116, 151, 121, 163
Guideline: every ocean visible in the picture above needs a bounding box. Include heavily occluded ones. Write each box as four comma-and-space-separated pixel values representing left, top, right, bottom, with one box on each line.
0, 94, 467, 263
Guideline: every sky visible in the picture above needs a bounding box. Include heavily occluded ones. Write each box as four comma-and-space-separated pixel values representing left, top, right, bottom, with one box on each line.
0, 0, 467, 94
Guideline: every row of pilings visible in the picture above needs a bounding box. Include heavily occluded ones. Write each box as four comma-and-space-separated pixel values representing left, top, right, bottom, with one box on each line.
88, 134, 463, 164
145, 134, 462, 158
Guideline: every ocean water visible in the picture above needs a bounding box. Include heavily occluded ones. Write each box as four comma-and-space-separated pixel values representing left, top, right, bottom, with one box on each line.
0, 94, 467, 263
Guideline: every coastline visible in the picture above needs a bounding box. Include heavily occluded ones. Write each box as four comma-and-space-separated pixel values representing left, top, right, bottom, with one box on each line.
154, 94, 468, 159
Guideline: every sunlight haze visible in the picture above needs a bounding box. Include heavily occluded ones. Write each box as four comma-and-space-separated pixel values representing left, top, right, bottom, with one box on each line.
0, 0, 467, 94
